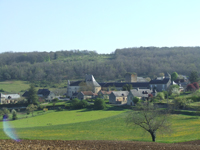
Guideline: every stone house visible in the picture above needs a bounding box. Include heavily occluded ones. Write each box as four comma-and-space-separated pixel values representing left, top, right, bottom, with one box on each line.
97, 90, 112, 99
149, 73, 171, 92
77, 91, 97, 100
37, 89, 56, 101
127, 88, 154, 105
22, 89, 56, 102
109, 91, 129, 104
0, 93, 20, 104
67, 74, 101, 98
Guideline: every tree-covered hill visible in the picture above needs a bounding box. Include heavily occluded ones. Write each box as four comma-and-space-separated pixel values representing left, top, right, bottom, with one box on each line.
0, 47, 199, 83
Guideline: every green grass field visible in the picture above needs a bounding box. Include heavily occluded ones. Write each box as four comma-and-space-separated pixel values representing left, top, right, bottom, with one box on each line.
0, 109, 200, 143
0, 80, 30, 93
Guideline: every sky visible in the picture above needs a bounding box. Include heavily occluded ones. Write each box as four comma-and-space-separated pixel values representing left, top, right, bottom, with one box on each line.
1, 0, 200, 54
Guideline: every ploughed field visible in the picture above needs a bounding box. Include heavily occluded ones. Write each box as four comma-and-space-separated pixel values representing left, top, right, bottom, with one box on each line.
0, 139, 200, 150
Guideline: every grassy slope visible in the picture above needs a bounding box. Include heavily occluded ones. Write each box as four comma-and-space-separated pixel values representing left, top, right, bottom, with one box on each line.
0, 109, 200, 142
0, 81, 30, 93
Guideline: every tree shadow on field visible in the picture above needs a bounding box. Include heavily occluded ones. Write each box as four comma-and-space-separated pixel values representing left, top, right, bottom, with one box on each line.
77, 105, 130, 112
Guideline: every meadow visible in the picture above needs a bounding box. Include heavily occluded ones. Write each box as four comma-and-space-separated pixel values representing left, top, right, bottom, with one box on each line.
0, 108, 200, 143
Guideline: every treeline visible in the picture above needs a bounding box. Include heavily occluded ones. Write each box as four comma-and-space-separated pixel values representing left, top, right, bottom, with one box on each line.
0, 47, 199, 83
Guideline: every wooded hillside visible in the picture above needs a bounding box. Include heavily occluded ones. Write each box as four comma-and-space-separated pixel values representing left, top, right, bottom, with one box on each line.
0, 47, 199, 83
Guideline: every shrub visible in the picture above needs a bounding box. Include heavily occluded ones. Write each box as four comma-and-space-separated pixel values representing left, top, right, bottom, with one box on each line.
11, 109, 17, 120
173, 98, 193, 109
193, 82, 199, 90
168, 85, 179, 95
94, 98, 106, 110
70, 98, 88, 109
38, 105, 44, 110
57, 107, 63, 111
132, 97, 140, 105
186, 84, 196, 91
187, 96, 200, 102
171, 88, 180, 97
79, 100, 88, 108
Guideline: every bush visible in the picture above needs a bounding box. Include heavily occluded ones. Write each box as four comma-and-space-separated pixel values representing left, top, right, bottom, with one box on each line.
187, 96, 200, 102
186, 84, 196, 92
193, 82, 199, 90
57, 107, 63, 111
38, 105, 44, 110
12, 109, 17, 120
70, 98, 89, 109
94, 98, 106, 110
173, 98, 193, 109
132, 97, 140, 105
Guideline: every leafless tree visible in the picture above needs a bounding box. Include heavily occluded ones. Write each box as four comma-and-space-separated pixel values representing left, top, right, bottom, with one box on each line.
126, 104, 171, 142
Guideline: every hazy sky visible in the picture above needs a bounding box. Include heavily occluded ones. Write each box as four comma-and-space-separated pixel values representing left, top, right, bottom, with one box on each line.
1, 0, 200, 54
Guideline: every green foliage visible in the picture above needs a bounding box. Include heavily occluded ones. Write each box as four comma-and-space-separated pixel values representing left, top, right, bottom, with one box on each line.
171, 72, 178, 82
27, 84, 38, 104
1, 47, 200, 83
171, 88, 180, 97
156, 92, 165, 100
0, 88, 5, 92
187, 95, 200, 102
70, 98, 88, 109
189, 71, 199, 83
167, 85, 179, 95
132, 97, 140, 105
11, 109, 17, 120
122, 84, 132, 91
94, 98, 106, 110
173, 98, 193, 109
26, 104, 38, 116
0, 107, 10, 119
57, 107, 63, 111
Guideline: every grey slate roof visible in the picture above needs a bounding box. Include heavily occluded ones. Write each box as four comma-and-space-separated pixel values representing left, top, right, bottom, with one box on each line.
37, 89, 51, 97
69, 81, 83, 86
149, 78, 170, 84
112, 91, 129, 97
129, 89, 152, 98
99, 82, 149, 88
22, 91, 29, 97
85, 75, 101, 87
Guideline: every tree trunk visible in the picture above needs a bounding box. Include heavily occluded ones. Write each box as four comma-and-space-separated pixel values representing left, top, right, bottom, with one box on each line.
150, 131, 156, 142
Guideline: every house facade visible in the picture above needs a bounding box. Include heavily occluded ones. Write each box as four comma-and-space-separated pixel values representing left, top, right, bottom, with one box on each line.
67, 74, 101, 98
149, 73, 171, 92
109, 91, 129, 104
77, 91, 97, 100
97, 90, 112, 99
0, 93, 20, 104
127, 88, 154, 105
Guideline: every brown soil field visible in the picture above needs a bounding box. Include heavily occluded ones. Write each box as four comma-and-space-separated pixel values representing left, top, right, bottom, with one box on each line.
0, 140, 200, 150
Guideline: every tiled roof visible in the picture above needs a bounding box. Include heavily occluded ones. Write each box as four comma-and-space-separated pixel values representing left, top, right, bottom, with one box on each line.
81, 91, 94, 96
100, 90, 113, 95
149, 78, 170, 84
112, 91, 129, 97
99, 82, 149, 88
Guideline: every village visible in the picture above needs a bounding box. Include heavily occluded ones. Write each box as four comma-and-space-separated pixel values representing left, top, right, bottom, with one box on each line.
0, 72, 189, 106
67, 73, 189, 105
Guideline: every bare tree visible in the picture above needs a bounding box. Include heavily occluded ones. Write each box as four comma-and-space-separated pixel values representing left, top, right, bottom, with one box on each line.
126, 104, 171, 142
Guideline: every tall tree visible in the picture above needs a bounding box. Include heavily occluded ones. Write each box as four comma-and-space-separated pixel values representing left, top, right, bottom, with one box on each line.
26, 104, 38, 117
126, 104, 171, 142
27, 84, 38, 104
171, 72, 178, 82
189, 71, 199, 83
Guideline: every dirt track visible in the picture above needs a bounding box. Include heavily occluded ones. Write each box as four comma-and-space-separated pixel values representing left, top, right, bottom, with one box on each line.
0, 140, 200, 150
